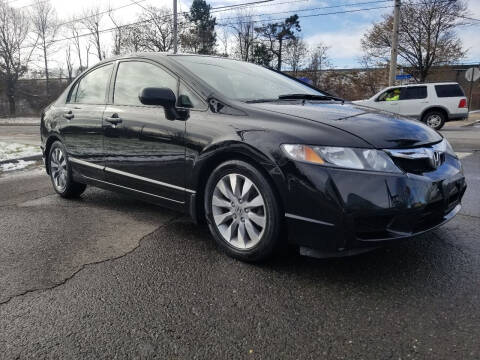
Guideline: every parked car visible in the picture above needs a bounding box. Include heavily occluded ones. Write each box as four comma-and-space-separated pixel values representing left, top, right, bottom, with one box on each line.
40, 54, 466, 262
353, 82, 468, 130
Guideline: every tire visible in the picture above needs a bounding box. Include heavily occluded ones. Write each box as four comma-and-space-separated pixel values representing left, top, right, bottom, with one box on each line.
204, 160, 282, 262
422, 110, 445, 130
48, 141, 87, 198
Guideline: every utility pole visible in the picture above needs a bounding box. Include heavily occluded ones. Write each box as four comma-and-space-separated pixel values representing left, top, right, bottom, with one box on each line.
388, 0, 401, 86
173, 0, 178, 54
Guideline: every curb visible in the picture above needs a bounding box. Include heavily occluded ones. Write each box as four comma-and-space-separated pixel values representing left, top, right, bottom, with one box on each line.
0, 154, 43, 165
464, 120, 480, 127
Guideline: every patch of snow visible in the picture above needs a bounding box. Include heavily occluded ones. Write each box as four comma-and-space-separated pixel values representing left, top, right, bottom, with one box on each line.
456, 152, 472, 159
0, 117, 39, 125
0, 160, 35, 172
0, 142, 41, 161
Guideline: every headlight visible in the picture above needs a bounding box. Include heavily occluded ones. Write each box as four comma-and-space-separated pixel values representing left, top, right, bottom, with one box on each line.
281, 144, 402, 173
432, 138, 457, 158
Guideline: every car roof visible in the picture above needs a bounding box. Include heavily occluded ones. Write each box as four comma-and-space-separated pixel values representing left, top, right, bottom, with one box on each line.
380, 82, 460, 91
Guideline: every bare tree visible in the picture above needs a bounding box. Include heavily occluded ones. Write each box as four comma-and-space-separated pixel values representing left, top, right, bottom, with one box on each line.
0, 1, 36, 115
283, 37, 307, 75
307, 43, 330, 87
357, 54, 388, 97
81, 7, 104, 61
121, 24, 143, 53
66, 21, 85, 73
108, 8, 122, 56
85, 43, 91, 69
31, 0, 58, 98
65, 45, 74, 82
230, 11, 256, 61
218, 27, 229, 56
361, 0, 468, 82
138, 6, 175, 52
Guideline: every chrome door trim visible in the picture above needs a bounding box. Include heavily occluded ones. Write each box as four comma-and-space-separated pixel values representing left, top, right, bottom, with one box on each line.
69, 157, 104, 170
69, 157, 196, 194
104, 166, 196, 194
83, 175, 185, 204
285, 213, 334, 226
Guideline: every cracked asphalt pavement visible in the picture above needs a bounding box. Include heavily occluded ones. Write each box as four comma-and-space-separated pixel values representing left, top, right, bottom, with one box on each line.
0, 125, 479, 359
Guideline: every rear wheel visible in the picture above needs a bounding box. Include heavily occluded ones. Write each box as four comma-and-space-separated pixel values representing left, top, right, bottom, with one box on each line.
204, 160, 281, 262
48, 141, 86, 198
423, 110, 445, 130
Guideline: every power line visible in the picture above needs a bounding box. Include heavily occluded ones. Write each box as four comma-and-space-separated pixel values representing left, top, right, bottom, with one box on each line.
55, 0, 149, 28
210, 0, 274, 11
18, 0, 48, 9
212, 0, 310, 12
217, 5, 394, 25
216, 0, 460, 25
216, 0, 393, 22
457, 15, 480, 22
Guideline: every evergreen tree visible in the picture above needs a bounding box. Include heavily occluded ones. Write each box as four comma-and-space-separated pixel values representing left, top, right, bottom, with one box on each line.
185, 0, 216, 54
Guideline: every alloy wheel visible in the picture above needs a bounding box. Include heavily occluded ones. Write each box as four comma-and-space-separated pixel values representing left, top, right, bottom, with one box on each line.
211, 173, 267, 250
426, 114, 442, 128
50, 147, 68, 192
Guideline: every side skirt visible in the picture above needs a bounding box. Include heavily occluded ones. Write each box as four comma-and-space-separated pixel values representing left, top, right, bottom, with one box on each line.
79, 174, 190, 214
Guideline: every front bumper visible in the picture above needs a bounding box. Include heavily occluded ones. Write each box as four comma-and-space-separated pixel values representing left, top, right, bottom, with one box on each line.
283, 155, 466, 254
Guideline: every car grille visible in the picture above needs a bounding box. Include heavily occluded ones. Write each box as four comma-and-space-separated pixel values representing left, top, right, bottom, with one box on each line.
391, 153, 445, 174
385, 142, 446, 174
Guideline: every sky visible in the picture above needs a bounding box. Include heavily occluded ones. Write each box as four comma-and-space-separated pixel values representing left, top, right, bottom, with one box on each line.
10, 0, 480, 71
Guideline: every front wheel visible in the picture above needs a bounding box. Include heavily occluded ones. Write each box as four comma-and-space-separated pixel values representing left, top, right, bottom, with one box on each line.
204, 160, 282, 262
423, 110, 445, 130
48, 141, 86, 198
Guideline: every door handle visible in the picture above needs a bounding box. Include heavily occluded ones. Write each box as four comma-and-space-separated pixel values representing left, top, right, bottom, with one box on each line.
63, 111, 74, 120
104, 114, 122, 125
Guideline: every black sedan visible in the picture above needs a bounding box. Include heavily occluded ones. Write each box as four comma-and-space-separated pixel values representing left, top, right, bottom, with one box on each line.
40, 53, 466, 262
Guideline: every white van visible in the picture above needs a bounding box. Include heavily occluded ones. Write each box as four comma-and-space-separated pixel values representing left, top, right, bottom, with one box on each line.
353, 82, 468, 130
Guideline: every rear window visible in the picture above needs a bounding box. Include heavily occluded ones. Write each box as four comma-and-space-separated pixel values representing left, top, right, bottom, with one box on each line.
434, 84, 464, 98
401, 86, 427, 100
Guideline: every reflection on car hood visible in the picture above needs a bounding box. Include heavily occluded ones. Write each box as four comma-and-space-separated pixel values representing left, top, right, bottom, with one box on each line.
250, 101, 442, 149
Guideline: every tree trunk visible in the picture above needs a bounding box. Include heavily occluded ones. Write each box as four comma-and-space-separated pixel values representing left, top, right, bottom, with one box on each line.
277, 39, 283, 71
43, 44, 50, 99
6, 80, 16, 117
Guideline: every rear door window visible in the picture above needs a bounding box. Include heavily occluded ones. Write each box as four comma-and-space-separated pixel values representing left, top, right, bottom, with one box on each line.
401, 86, 427, 100
434, 84, 465, 97
68, 64, 113, 104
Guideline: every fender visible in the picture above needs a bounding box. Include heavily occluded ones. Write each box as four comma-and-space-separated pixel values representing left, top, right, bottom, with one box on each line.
420, 105, 450, 120
188, 140, 289, 223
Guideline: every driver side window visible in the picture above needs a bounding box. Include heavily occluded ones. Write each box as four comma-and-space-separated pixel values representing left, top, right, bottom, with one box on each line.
113, 61, 177, 106
377, 88, 401, 102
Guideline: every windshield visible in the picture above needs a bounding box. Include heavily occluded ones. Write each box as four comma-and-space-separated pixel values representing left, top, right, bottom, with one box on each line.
172, 55, 326, 102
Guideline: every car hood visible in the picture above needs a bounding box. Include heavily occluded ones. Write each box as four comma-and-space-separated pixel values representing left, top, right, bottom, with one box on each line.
249, 101, 442, 149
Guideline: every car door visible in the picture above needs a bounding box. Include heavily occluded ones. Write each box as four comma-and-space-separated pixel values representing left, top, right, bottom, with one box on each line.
103, 59, 187, 204
398, 86, 428, 117
60, 63, 113, 179
372, 88, 402, 114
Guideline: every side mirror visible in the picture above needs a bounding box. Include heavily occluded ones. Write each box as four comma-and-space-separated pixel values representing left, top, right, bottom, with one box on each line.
139, 87, 188, 120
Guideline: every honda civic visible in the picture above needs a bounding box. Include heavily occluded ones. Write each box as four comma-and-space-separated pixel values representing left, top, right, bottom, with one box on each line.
41, 54, 466, 261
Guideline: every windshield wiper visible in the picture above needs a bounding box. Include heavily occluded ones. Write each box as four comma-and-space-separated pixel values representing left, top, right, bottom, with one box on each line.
245, 98, 278, 103
245, 94, 344, 104
278, 94, 344, 102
